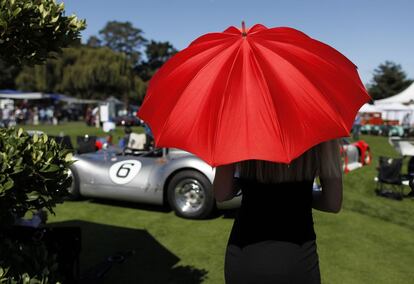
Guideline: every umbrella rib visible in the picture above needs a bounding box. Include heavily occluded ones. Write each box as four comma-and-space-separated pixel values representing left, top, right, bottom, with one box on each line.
211, 41, 244, 163
253, 40, 350, 134
246, 41, 290, 161
156, 40, 238, 146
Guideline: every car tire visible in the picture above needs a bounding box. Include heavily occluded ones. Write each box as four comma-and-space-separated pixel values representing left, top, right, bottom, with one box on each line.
67, 166, 81, 200
167, 170, 215, 219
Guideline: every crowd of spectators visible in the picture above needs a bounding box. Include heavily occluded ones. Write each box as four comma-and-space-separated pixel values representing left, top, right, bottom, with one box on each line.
0, 101, 85, 127
1, 105, 57, 127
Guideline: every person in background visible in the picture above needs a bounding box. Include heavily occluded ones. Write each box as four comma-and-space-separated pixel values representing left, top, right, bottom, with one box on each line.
85, 106, 93, 126
39, 107, 46, 123
144, 123, 155, 150
46, 107, 54, 124
352, 113, 362, 140
32, 107, 39, 125
402, 113, 411, 137
118, 126, 132, 148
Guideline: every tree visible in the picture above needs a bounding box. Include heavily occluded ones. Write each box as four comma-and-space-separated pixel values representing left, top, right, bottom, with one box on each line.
137, 40, 177, 81
86, 35, 101, 48
367, 61, 413, 100
0, 0, 85, 66
15, 46, 146, 103
0, 59, 21, 89
98, 21, 147, 66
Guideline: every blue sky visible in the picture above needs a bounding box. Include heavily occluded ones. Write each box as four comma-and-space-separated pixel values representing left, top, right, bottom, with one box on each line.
64, 0, 414, 85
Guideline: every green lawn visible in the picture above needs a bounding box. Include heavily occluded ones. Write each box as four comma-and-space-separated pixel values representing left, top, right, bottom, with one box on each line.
20, 121, 144, 148
21, 123, 414, 283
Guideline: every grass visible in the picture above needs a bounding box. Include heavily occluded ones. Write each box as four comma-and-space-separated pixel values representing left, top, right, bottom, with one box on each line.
20, 123, 414, 283
20, 121, 144, 148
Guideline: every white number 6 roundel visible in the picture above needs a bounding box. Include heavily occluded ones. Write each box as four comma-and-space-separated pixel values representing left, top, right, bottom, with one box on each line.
109, 160, 142, 185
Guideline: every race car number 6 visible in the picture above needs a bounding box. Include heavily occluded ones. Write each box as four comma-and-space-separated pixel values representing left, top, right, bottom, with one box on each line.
109, 160, 142, 185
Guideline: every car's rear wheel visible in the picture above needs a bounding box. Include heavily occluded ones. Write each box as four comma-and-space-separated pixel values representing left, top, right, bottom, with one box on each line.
67, 167, 81, 200
167, 170, 215, 219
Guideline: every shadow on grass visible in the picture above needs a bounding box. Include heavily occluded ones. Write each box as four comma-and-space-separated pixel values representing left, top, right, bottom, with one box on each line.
49, 220, 207, 284
83, 198, 238, 221
220, 209, 238, 219
68, 197, 239, 221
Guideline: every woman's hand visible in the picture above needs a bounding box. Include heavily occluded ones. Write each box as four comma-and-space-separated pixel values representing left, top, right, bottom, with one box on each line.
213, 164, 236, 202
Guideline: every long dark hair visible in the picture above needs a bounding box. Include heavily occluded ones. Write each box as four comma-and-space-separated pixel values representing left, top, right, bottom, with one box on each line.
237, 139, 342, 183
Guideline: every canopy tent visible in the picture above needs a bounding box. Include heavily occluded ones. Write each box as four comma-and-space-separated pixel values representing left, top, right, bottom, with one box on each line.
58, 95, 100, 104
0, 90, 45, 100
375, 83, 414, 104
358, 103, 381, 113
377, 102, 411, 111
0, 90, 101, 104
376, 102, 413, 124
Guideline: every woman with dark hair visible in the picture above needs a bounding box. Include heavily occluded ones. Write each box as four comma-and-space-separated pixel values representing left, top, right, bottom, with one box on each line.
213, 139, 343, 284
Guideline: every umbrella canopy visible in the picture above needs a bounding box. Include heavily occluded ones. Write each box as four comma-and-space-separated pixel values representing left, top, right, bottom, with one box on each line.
138, 23, 371, 166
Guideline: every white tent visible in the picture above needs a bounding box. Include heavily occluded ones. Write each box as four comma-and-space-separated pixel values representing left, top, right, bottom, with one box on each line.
375, 83, 414, 104
376, 102, 413, 124
0, 92, 44, 99
358, 103, 381, 113
0, 90, 101, 104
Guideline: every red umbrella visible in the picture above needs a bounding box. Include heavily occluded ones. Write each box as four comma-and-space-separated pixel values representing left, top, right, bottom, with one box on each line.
138, 22, 371, 167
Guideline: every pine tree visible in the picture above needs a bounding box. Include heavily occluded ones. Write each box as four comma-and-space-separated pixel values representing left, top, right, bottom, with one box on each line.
367, 61, 413, 100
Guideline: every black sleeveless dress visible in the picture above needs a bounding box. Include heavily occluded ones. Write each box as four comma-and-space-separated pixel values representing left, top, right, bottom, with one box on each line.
225, 178, 320, 284
228, 178, 316, 247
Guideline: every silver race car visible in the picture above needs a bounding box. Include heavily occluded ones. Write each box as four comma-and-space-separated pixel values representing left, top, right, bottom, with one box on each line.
68, 140, 241, 219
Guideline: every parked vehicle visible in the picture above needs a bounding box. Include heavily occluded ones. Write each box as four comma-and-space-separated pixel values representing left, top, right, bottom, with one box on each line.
68, 144, 240, 219
341, 138, 371, 172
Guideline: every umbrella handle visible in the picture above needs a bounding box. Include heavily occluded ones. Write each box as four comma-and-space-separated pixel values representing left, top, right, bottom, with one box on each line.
241, 21, 247, 36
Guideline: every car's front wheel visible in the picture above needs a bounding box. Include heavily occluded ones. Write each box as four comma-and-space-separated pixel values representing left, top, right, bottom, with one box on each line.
66, 167, 81, 200
167, 170, 215, 219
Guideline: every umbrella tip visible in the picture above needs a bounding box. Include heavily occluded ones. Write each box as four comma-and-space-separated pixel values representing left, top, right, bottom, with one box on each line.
241, 21, 247, 37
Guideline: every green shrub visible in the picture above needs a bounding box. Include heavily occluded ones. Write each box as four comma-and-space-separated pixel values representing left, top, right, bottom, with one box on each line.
0, 0, 86, 66
0, 128, 73, 283
0, 236, 60, 284
0, 128, 73, 228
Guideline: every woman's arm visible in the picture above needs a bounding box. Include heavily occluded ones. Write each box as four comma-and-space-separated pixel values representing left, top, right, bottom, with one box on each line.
213, 164, 237, 202
312, 177, 343, 213
312, 139, 343, 213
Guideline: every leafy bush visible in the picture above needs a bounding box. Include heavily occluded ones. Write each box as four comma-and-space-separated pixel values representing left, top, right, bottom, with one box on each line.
0, 0, 86, 66
0, 128, 73, 228
0, 236, 60, 284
